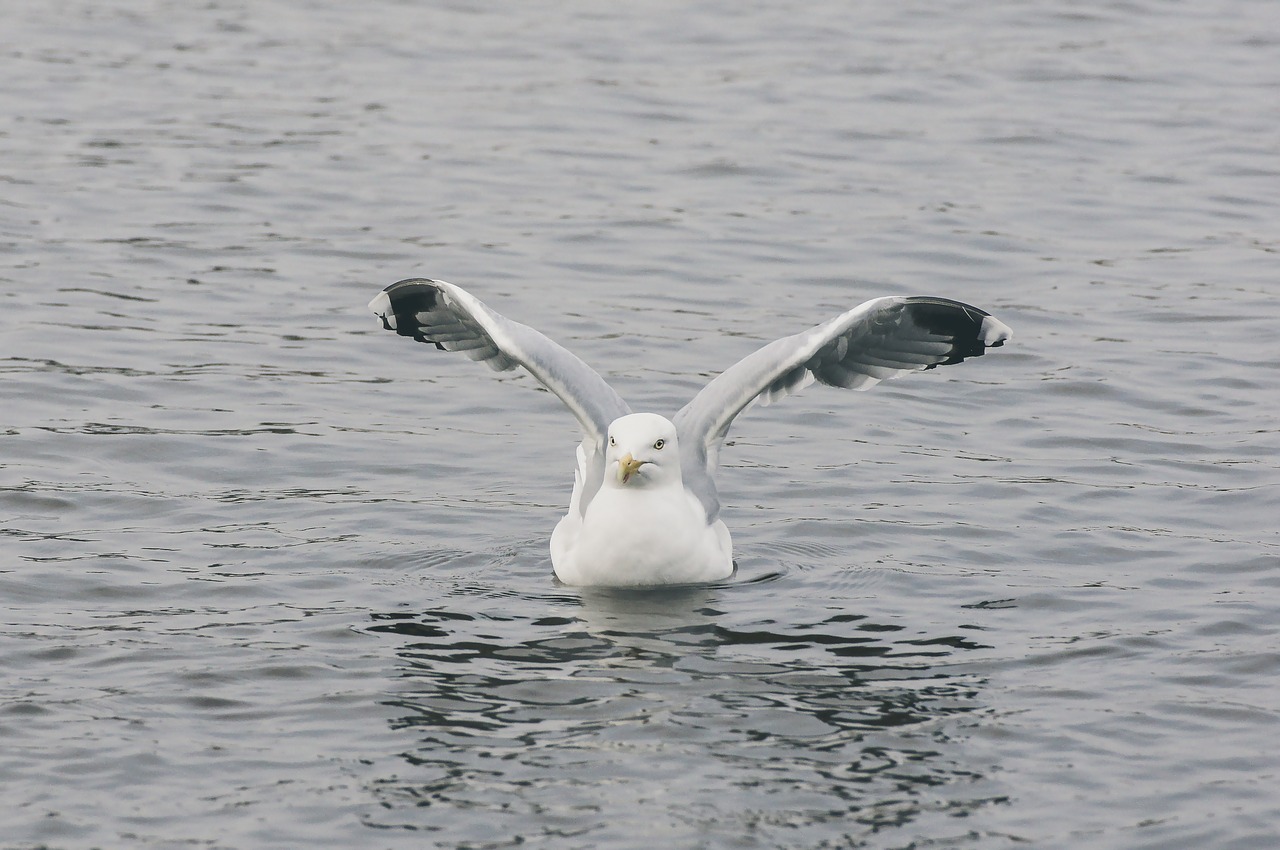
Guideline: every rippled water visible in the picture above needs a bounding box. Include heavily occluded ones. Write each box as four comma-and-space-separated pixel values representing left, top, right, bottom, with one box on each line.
3, 1, 1278, 848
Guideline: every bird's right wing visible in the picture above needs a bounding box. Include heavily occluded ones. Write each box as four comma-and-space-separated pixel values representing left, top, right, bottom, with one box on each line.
368, 278, 632, 443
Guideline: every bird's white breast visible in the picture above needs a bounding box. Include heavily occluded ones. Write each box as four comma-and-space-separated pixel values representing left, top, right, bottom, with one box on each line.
551, 482, 732, 586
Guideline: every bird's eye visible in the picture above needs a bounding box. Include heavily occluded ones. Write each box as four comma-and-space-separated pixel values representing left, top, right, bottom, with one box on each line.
653, 439, 665, 450
609, 436, 616, 446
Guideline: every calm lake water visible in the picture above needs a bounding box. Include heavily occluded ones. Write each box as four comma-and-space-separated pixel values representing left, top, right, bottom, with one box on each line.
3, 1, 1278, 848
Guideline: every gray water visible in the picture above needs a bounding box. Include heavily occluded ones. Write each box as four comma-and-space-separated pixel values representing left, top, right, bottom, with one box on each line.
3, 1, 1278, 848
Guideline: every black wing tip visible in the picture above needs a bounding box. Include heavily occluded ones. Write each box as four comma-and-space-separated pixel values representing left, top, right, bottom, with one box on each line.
373, 279, 442, 342
903, 296, 989, 330
383, 278, 441, 306
902, 296, 1012, 367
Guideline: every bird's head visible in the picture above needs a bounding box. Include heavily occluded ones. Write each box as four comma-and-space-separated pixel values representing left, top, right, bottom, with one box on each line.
605, 413, 680, 488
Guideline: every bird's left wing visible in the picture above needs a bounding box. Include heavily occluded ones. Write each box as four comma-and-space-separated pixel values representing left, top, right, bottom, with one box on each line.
368, 278, 631, 441
673, 296, 1012, 519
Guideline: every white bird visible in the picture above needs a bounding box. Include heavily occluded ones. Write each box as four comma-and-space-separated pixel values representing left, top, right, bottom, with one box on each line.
368, 279, 1011, 587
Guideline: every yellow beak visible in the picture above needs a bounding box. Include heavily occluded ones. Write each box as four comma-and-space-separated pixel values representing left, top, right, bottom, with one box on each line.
617, 452, 646, 484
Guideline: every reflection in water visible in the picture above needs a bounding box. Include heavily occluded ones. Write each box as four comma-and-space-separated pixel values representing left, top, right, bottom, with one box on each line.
364, 587, 1004, 845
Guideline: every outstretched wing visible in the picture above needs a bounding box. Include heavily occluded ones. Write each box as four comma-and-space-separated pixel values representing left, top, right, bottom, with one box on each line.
368, 277, 631, 442
672, 296, 1012, 519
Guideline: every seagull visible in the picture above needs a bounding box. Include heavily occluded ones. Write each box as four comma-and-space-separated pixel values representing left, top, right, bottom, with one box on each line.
368, 279, 1011, 587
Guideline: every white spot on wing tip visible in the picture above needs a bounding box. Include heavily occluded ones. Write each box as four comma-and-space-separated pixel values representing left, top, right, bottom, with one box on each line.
981, 316, 1013, 346
367, 291, 395, 329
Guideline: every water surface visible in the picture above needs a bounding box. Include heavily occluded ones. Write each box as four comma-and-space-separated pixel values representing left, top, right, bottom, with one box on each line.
3, 2, 1278, 848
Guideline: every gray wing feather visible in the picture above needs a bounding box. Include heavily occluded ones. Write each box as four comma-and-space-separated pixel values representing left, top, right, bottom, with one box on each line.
369, 279, 632, 513
673, 296, 1012, 520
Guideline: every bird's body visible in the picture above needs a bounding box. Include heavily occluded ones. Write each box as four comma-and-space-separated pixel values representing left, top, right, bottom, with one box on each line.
550, 413, 734, 586
368, 279, 1011, 587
